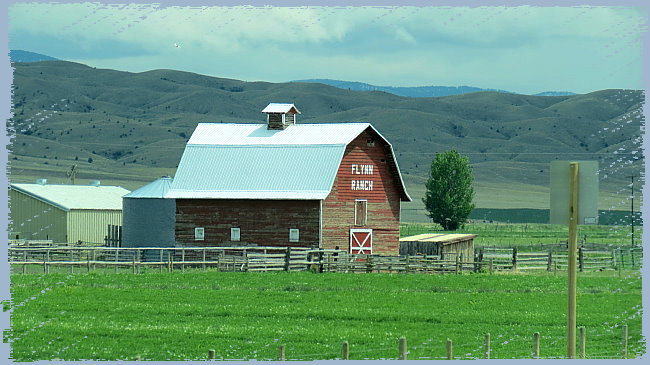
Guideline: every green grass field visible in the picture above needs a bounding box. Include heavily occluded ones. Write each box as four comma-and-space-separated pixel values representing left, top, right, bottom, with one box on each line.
7, 270, 643, 361
400, 222, 639, 248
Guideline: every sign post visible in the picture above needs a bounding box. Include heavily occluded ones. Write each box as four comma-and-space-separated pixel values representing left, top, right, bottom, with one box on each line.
567, 162, 579, 359
550, 160, 598, 359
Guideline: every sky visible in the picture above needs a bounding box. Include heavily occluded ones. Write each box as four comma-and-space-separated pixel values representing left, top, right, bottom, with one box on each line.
6, 2, 650, 95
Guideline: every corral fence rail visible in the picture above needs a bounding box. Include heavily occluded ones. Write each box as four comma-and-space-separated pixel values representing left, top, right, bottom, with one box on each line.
8, 244, 642, 274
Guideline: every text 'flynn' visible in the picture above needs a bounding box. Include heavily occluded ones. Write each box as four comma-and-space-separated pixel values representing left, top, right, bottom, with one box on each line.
351, 164, 374, 175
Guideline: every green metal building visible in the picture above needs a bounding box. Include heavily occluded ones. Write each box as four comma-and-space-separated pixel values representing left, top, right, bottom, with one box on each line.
9, 182, 130, 244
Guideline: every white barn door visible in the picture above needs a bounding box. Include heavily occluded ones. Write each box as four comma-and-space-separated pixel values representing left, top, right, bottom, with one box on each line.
350, 229, 373, 254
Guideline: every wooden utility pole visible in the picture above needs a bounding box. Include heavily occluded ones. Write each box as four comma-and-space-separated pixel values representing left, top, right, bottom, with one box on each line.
66, 164, 77, 184
567, 162, 579, 359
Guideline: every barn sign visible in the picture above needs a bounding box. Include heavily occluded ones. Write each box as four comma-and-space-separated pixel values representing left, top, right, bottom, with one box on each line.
351, 164, 375, 191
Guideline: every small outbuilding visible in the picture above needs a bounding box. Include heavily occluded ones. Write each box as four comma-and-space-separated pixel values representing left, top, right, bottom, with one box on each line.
121, 176, 175, 248
399, 233, 476, 260
9, 182, 130, 244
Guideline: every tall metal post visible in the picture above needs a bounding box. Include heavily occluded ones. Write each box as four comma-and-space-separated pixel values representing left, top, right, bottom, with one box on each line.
627, 175, 636, 247
567, 162, 579, 359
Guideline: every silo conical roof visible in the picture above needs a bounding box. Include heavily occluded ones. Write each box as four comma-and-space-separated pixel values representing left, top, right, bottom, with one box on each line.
124, 176, 173, 198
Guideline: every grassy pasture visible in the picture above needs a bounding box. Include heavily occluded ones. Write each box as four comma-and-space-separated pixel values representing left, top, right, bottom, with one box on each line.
400, 222, 639, 248
7, 270, 643, 361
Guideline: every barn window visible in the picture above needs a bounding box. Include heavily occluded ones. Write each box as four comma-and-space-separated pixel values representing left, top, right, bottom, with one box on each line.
367, 138, 375, 147
355, 199, 367, 226
230, 227, 240, 241
194, 227, 204, 241
289, 228, 300, 242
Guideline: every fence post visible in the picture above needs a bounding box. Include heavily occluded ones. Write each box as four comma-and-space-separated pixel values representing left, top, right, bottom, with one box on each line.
446, 339, 453, 360
92, 249, 96, 271
547, 251, 553, 272
399, 337, 407, 360
136, 249, 140, 274
202, 249, 206, 271
326, 253, 332, 272
285, 247, 292, 272
208, 349, 215, 360
485, 333, 490, 359
579, 326, 586, 359
342, 341, 349, 360
181, 248, 185, 273
23, 250, 27, 274
455, 254, 460, 274
132, 256, 137, 274
278, 345, 286, 361
512, 247, 518, 271
46, 249, 50, 274
578, 247, 584, 272
366, 255, 373, 273
611, 249, 616, 270
622, 325, 628, 359
618, 249, 625, 269
460, 252, 465, 272
533, 332, 540, 359
114, 248, 119, 274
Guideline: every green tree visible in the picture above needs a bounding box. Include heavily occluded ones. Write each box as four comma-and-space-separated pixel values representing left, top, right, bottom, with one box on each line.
422, 150, 475, 230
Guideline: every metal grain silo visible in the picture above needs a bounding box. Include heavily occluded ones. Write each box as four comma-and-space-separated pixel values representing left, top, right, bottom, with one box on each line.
122, 176, 175, 248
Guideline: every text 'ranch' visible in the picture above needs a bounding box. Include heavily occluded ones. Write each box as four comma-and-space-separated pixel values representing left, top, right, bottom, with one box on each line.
351, 164, 374, 191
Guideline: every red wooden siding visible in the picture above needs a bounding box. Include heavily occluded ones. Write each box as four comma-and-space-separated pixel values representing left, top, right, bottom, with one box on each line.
175, 199, 320, 248
322, 128, 401, 255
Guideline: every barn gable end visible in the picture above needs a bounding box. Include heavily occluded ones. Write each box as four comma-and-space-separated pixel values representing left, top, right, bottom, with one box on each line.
322, 128, 403, 254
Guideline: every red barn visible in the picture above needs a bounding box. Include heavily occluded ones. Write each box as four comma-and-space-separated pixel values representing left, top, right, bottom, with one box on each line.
166, 103, 411, 255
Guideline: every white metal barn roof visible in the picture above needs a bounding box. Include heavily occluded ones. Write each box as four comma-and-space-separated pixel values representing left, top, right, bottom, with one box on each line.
167, 122, 411, 200
186, 123, 370, 145
11, 183, 131, 211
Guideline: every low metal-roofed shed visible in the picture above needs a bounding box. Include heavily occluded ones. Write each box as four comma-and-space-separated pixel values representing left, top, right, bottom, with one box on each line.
399, 233, 476, 260
9, 183, 130, 244
122, 176, 176, 248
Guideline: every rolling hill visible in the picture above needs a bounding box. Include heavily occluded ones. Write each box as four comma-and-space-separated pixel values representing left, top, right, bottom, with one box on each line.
9, 50, 59, 63
292, 78, 575, 97
7, 60, 644, 222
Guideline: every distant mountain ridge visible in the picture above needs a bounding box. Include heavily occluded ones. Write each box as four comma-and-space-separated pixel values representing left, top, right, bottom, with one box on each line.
10, 50, 59, 63
293, 78, 575, 98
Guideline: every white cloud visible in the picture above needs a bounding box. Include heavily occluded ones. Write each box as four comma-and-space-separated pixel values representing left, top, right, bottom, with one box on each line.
9, 4, 646, 94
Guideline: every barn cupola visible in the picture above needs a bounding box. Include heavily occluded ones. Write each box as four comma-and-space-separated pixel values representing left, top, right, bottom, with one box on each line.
262, 103, 301, 130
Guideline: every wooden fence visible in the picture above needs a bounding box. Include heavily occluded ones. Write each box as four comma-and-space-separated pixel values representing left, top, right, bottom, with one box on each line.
203, 325, 633, 360
8, 246, 316, 274
201, 325, 633, 360
478, 246, 642, 272
8, 245, 642, 274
